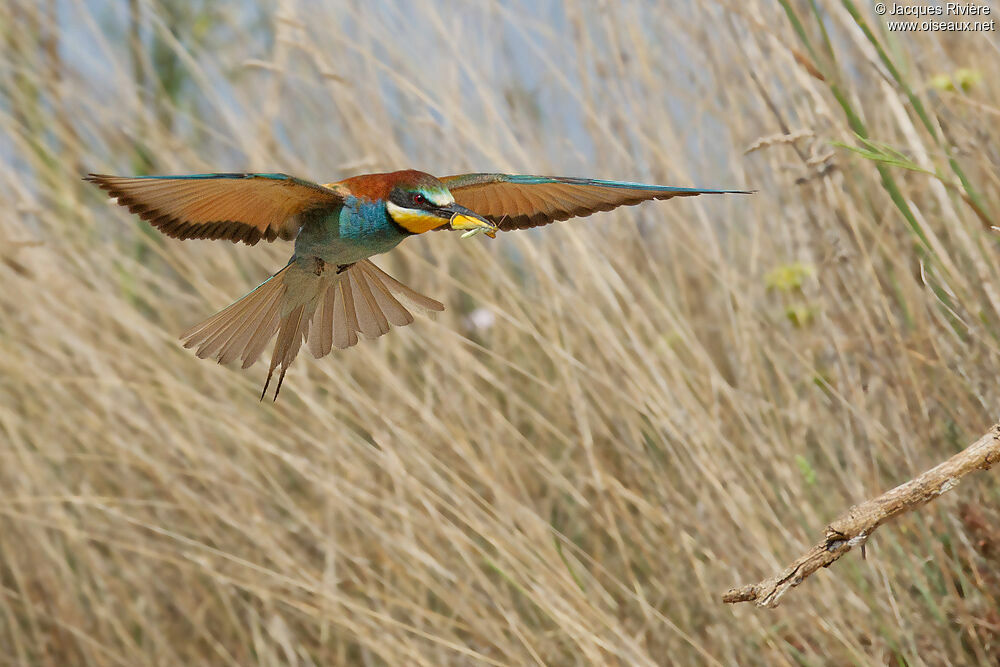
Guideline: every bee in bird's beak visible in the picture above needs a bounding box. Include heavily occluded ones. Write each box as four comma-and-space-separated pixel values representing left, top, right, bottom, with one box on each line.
442, 204, 497, 239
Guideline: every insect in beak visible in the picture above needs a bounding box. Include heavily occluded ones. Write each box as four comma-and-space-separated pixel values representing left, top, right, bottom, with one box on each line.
443, 204, 497, 239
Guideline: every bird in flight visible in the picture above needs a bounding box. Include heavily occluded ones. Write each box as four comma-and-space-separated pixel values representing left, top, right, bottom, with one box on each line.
86, 170, 751, 399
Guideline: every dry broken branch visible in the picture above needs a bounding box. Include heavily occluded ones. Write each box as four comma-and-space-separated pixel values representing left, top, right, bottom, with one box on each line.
723, 423, 1000, 608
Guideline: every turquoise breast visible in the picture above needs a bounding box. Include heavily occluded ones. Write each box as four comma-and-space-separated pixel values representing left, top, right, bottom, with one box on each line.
294, 197, 409, 266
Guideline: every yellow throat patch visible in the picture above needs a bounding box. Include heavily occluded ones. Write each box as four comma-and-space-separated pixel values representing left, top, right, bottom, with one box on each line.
386, 201, 446, 234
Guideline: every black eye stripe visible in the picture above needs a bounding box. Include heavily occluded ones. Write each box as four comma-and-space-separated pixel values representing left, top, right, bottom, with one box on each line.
390, 189, 435, 209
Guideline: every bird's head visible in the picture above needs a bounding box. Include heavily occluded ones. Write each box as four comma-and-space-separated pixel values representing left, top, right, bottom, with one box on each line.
381, 170, 497, 237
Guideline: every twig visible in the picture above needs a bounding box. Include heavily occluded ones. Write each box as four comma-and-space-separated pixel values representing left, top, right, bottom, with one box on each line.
723, 423, 1000, 607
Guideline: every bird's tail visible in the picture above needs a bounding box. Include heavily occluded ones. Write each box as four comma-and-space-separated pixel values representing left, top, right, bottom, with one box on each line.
180, 259, 444, 400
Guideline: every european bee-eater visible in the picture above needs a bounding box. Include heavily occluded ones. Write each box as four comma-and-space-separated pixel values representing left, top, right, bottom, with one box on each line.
85, 170, 751, 399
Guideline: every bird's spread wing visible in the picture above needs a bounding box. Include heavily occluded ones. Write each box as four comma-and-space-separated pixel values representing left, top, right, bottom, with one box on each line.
85, 173, 346, 245
441, 173, 752, 231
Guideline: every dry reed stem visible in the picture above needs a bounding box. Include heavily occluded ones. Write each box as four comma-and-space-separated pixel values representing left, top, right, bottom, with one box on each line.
724, 423, 1000, 608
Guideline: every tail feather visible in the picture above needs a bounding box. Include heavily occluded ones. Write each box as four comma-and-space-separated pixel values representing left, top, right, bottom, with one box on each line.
218, 285, 281, 366
239, 291, 283, 368
307, 282, 337, 359
362, 261, 446, 313
210, 279, 285, 364
349, 269, 390, 338
263, 303, 307, 401
182, 265, 290, 362
359, 261, 414, 327
180, 258, 445, 400
332, 275, 360, 350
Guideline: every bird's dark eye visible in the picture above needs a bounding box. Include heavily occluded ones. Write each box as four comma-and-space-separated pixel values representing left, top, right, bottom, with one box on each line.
412, 192, 428, 206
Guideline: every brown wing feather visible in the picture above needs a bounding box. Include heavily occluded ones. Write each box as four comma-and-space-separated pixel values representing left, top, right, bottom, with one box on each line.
458, 181, 703, 230
85, 173, 345, 245
441, 173, 751, 231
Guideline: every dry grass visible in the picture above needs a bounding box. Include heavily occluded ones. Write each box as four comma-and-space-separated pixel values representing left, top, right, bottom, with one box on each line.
2, 0, 1000, 664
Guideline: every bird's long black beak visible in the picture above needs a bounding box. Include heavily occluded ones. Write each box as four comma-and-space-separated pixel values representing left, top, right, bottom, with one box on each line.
439, 203, 497, 238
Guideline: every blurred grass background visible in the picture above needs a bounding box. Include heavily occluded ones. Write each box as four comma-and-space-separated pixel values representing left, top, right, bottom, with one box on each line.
2, 0, 1000, 664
